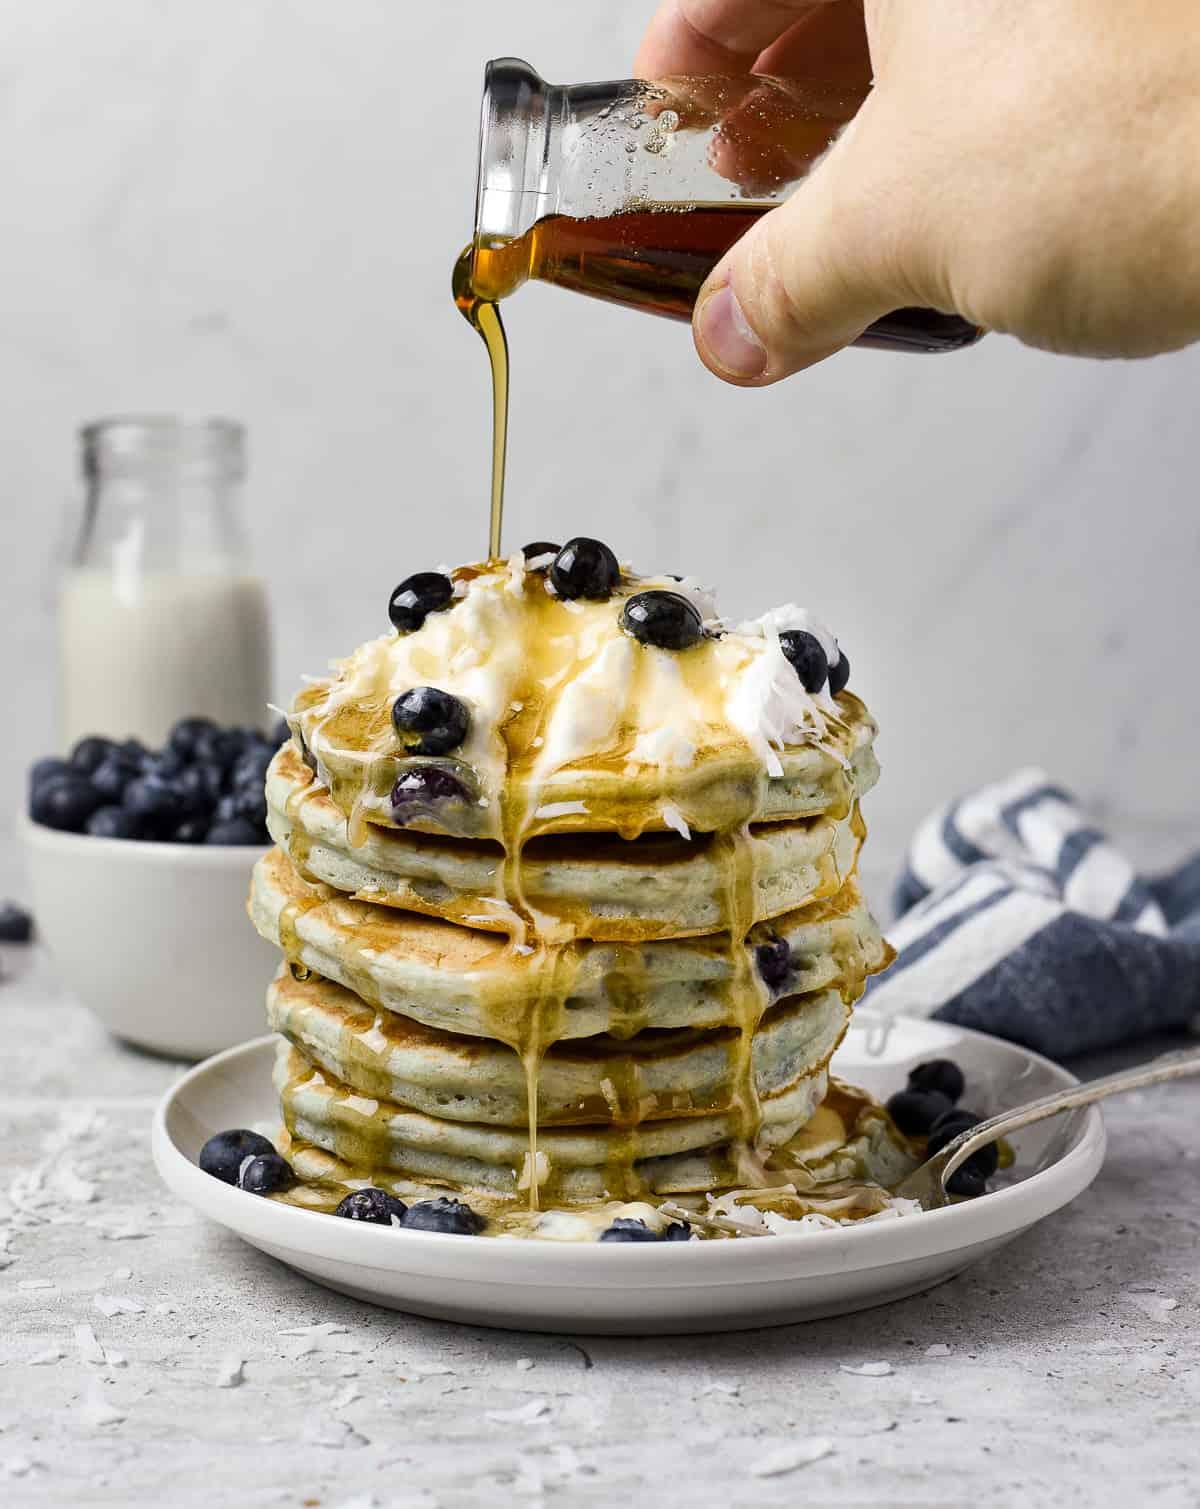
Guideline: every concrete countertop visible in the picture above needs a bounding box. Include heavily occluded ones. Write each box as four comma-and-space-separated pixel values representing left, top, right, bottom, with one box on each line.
1, 936, 1198, 1509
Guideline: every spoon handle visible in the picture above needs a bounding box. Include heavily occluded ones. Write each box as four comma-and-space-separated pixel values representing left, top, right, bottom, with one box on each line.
955, 1045, 1200, 1162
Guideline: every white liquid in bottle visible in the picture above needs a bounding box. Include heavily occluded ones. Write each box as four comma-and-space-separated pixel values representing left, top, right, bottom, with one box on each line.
59, 569, 272, 746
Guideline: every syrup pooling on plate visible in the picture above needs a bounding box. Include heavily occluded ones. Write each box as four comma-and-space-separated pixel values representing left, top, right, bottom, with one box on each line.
251, 545, 911, 1231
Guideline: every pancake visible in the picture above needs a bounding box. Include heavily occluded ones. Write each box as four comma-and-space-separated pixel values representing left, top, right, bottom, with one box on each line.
266, 743, 866, 941
267, 964, 851, 1127
285, 559, 878, 844
249, 845, 890, 1041
273, 1039, 831, 1201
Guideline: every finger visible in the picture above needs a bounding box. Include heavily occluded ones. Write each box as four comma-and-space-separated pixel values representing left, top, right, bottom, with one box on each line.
691, 111, 917, 382
705, 76, 862, 195
634, 0, 837, 78
753, 1, 868, 83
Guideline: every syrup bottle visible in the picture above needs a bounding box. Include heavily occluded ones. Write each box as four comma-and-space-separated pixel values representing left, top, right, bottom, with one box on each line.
466, 57, 981, 354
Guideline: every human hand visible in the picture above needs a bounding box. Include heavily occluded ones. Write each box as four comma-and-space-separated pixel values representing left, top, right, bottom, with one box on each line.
636, 0, 1200, 383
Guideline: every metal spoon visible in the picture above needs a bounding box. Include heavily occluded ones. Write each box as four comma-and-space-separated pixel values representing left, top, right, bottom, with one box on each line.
894, 1046, 1200, 1208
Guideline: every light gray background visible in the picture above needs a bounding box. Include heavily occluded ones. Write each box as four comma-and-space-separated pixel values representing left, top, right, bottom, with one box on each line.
3, 0, 1199, 876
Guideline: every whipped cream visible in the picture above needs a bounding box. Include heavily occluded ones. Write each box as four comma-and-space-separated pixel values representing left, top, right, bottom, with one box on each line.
295, 561, 847, 820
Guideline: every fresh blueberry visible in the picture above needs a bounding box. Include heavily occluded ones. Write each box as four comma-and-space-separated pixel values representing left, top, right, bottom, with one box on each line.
778, 630, 829, 693
946, 1162, 989, 1199
550, 537, 620, 601
69, 736, 115, 775
621, 591, 704, 651
522, 540, 560, 570
225, 784, 268, 827
213, 793, 239, 823
662, 1221, 692, 1241
927, 1109, 998, 1194
118, 738, 148, 764
270, 717, 291, 747
334, 1188, 409, 1225
87, 805, 147, 840
238, 1152, 291, 1195
599, 1218, 661, 1243
123, 774, 193, 825
886, 1088, 954, 1137
231, 747, 272, 792
205, 816, 263, 846
30, 756, 70, 792
192, 727, 245, 771
907, 1058, 965, 1104
0, 901, 33, 943
388, 572, 454, 633
828, 648, 851, 696
170, 816, 210, 843
402, 1197, 485, 1236
30, 775, 104, 832
91, 751, 140, 804
390, 766, 470, 822
391, 687, 470, 756
199, 1128, 277, 1185
754, 936, 792, 991
166, 717, 214, 758
179, 762, 223, 809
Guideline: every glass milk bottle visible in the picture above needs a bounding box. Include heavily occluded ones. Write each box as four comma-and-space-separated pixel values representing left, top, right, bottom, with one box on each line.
58, 417, 272, 747
467, 57, 981, 352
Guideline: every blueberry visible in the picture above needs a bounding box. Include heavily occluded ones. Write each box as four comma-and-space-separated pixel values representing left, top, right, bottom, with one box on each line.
139, 749, 187, 780
0, 901, 33, 943
214, 793, 239, 823
30, 775, 104, 832
754, 936, 792, 991
270, 717, 291, 747
662, 1221, 692, 1241
550, 537, 620, 601
391, 687, 470, 756
119, 738, 148, 764
179, 762, 223, 809
90, 752, 139, 804
69, 736, 115, 775
599, 1218, 661, 1243
928, 1109, 998, 1176
193, 727, 245, 771
390, 766, 470, 821
334, 1188, 409, 1226
907, 1058, 965, 1104
828, 648, 851, 696
87, 805, 147, 840
225, 784, 268, 828
886, 1088, 954, 1137
206, 816, 264, 845
123, 774, 193, 826
199, 1128, 277, 1185
522, 540, 560, 570
168, 716, 218, 758
621, 591, 704, 651
171, 816, 210, 843
238, 1152, 291, 1195
778, 630, 829, 693
402, 1197, 485, 1235
946, 1161, 989, 1199
388, 572, 454, 633
30, 756, 70, 792
232, 745, 272, 785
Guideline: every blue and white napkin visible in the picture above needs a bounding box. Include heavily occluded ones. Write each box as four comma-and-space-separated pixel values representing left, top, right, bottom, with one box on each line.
864, 769, 1200, 1058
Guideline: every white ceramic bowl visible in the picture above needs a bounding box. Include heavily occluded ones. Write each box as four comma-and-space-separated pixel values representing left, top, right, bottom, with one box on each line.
22, 813, 277, 1059
154, 1016, 1106, 1333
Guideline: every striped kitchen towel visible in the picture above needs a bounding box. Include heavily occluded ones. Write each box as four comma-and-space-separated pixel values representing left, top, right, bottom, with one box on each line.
864, 769, 1200, 1058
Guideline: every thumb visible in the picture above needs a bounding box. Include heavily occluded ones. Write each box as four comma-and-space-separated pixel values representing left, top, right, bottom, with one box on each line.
692, 116, 920, 383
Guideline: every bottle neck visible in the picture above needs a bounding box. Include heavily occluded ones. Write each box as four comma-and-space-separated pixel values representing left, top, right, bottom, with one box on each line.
73, 417, 249, 578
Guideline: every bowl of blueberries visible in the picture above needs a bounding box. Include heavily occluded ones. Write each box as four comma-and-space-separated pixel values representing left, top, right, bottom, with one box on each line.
22, 717, 282, 1059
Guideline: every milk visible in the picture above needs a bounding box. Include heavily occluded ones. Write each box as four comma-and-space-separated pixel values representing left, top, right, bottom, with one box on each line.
59, 568, 272, 746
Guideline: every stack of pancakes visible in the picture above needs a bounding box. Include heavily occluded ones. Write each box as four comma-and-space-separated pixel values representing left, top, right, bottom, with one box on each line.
250, 556, 894, 1212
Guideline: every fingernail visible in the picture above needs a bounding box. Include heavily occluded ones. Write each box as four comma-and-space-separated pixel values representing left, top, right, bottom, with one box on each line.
695, 282, 768, 381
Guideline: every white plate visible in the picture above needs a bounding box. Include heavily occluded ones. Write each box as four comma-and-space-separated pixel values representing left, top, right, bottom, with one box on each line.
153, 1016, 1105, 1335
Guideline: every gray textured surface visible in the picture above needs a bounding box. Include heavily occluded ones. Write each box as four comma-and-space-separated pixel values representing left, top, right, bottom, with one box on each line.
2, 935, 1197, 1509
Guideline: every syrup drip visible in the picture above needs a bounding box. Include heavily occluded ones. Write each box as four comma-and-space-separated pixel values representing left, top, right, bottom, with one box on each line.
454, 246, 509, 561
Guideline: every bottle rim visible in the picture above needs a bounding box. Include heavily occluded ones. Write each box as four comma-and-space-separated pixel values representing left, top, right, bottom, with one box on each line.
80, 416, 246, 482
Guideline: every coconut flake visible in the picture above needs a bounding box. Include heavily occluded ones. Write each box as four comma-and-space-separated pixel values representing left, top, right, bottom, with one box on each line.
840, 1361, 893, 1377
660, 803, 691, 840
74, 1325, 106, 1365
486, 1398, 550, 1425
215, 1356, 245, 1389
751, 1437, 834, 1477
924, 1343, 952, 1357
